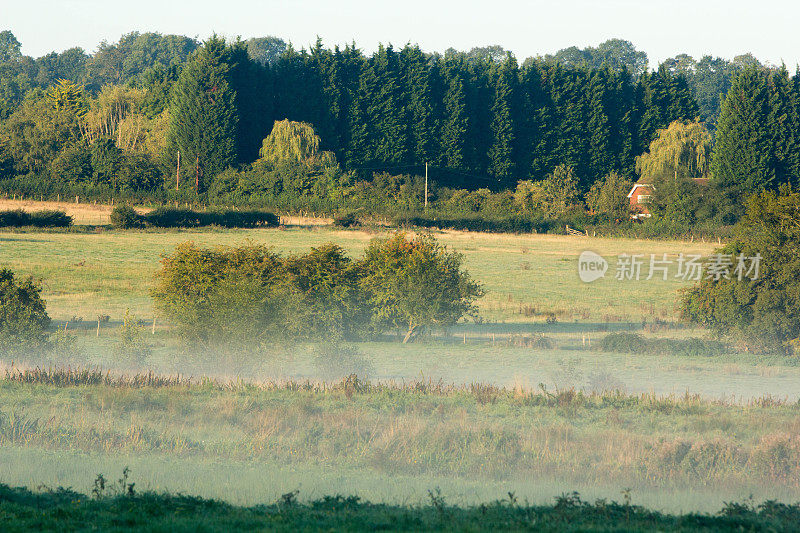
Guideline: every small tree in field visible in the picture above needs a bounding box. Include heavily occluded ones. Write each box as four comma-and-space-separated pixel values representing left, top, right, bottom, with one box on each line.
359, 233, 483, 343
0, 268, 50, 355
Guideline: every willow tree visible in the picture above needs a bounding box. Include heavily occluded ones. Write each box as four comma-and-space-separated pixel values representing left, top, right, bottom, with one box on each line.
81, 85, 147, 149
635, 120, 712, 183
258, 119, 337, 169
635, 120, 712, 224
254, 119, 343, 197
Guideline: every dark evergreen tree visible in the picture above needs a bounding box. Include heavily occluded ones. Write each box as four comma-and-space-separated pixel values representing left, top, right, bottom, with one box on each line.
439, 64, 468, 169
366, 45, 408, 166
167, 36, 238, 191
712, 67, 773, 199
399, 45, 434, 165
487, 54, 517, 185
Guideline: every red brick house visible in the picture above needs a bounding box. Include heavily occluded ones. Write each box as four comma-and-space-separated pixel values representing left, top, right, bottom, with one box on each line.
627, 178, 710, 219
627, 181, 654, 218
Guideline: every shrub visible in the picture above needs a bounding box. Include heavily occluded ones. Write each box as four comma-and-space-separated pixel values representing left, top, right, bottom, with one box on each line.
141, 207, 278, 228
0, 268, 50, 355
311, 343, 375, 381
113, 310, 151, 367
600, 332, 728, 357
152, 243, 286, 348
0, 209, 72, 227
600, 332, 647, 353
110, 205, 142, 229
333, 211, 359, 228
28, 210, 73, 227
152, 242, 370, 348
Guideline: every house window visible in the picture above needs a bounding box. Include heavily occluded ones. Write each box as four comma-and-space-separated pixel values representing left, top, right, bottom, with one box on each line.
638, 194, 651, 204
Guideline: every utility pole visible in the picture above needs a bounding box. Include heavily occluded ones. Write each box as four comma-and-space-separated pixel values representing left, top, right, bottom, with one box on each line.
175, 151, 181, 191
195, 155, 200, 193
424, 162, 428, 209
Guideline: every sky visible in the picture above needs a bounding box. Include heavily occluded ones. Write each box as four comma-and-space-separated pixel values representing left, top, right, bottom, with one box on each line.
4, 0, 800, 67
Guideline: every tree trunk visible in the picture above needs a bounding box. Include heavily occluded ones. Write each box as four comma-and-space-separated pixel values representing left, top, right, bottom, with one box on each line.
402, 322, 424, 344
402, 322, 417, 344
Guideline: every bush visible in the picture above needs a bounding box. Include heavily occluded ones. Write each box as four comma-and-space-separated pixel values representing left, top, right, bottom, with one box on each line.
113, 310, 151, 367
394, 215, 552, 234
142, 207, 279, 228
0, 209, 72, 227
599, 332, 647, 353
110, 205, 142, 229
152, 242, 371, 348
311, 343, 375, 381
152, 234, 484, 348
600, 332, 728, 357
681, 187, 800, 354
333, 211, 359, 228
0, 268, 50, 355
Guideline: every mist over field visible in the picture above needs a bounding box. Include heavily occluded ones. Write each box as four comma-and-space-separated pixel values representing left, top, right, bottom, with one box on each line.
0, 221, 798, 522
3, 15, 800, 529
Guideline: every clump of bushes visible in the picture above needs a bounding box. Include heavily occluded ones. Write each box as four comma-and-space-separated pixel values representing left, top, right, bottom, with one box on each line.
110, 206, 279, 229
0, 209, 72, 227
110, 205, 142, 229
152, 233, 483, 348
0, 268, 50, 355
599, 332, 728, 357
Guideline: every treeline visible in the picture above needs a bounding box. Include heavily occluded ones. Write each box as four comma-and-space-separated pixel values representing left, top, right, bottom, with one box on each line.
0, 30, 794, 233
0, 31, 697, 192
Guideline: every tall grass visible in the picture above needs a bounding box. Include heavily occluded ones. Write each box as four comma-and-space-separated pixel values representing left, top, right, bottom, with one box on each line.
1, 367, 799, 494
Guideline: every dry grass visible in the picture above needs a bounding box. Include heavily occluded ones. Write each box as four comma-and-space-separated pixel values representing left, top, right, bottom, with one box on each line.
2, 370, 799, 497
0, 198, 158, 225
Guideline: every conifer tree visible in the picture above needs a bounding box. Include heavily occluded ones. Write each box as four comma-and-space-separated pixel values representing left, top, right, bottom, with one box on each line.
167, 36, 238, 190
400, 45, 434, 165
367, 45, 409, 165
440, 67, 468, 169
487, 54, 517, 184
711, 67, 773, 198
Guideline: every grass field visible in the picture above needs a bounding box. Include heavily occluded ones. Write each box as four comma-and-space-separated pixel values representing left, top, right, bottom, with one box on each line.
3, 224, 717, 323
3, 215, 799, 520
6, 222, 797, 401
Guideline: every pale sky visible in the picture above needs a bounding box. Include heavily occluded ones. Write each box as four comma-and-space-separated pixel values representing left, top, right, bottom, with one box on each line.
4, 0, 800, 67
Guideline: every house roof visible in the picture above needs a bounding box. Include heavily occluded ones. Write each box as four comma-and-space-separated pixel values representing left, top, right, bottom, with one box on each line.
627, 182, 654, 198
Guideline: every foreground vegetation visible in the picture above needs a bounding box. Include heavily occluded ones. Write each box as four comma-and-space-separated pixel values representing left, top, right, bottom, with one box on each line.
1, 367, 799, 511
2, 480, 799, 532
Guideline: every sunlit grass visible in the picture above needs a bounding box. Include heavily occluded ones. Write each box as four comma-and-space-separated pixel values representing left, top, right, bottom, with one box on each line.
2, 226, 717, 322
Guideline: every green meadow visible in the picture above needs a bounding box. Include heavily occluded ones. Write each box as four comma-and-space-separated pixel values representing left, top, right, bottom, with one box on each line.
2, 224, 799, 516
